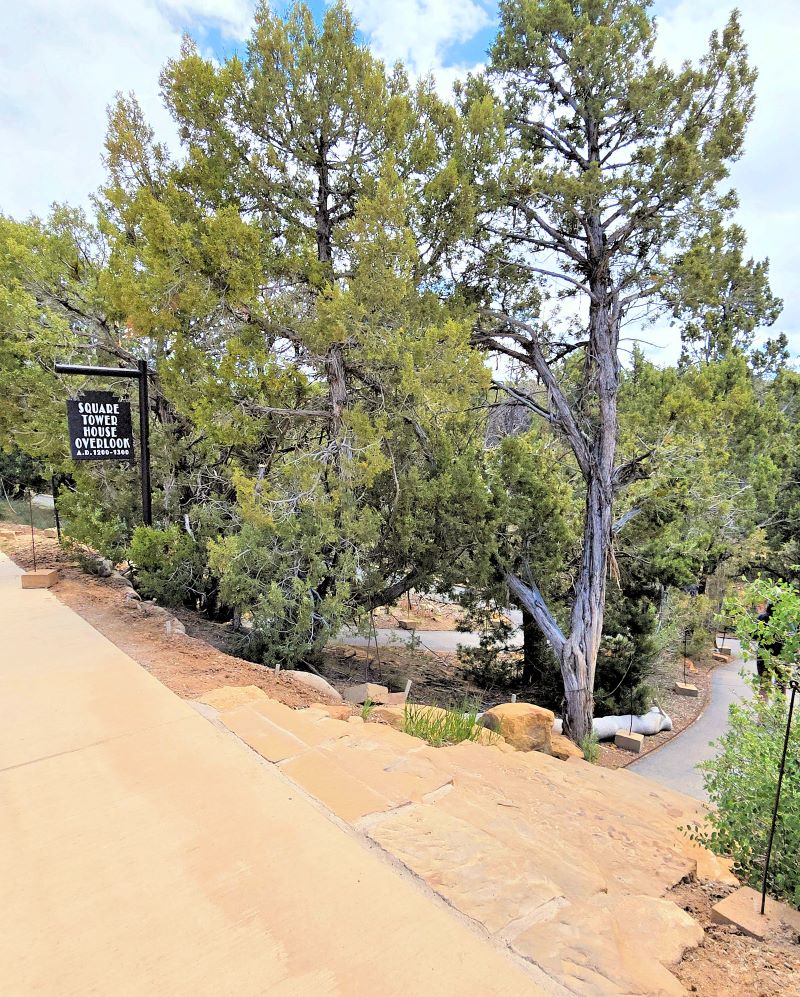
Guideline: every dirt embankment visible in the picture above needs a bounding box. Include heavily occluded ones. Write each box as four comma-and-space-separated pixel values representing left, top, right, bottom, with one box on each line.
0, 529, 332, 708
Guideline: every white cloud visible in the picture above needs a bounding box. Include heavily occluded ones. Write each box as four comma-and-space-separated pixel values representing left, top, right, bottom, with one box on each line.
0, 0, 254, 221
346, 0, 492, 82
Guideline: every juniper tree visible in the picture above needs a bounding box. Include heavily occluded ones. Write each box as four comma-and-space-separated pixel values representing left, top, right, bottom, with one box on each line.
466, 0, 757, 740
96, 1, 489, 662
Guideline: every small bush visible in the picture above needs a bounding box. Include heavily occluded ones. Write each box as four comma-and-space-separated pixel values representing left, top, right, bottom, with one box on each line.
689, 578, 800, 908
128, 525, 209, 607
580, 731, 601, 764
689, 686, 799, 908
403, 702, 489, 747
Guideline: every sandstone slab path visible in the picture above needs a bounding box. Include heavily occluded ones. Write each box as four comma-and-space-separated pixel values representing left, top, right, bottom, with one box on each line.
0, 552, 545, 996
203, 694, 734, 993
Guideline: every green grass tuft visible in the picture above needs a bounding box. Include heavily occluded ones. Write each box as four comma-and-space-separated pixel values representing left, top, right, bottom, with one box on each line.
580, 731, 601, 764
402, 701, 490, 747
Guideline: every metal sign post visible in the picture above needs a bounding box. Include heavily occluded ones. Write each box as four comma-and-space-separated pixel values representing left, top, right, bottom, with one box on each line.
54, 361, 152, 526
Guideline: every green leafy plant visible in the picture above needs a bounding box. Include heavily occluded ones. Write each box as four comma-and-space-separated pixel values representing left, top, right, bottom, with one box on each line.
687, 579, 800, 907
128, 524, 210, 608
403, 702, 489, 747
360, 699, 375, 721
580, 732, 601, 764
688, 687, 800, 908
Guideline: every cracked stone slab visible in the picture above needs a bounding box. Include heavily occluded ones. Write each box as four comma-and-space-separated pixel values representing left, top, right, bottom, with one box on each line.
279, 750, 394, 823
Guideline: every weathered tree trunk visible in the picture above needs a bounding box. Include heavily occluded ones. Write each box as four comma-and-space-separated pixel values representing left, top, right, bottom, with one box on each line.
314, 141, 350, 460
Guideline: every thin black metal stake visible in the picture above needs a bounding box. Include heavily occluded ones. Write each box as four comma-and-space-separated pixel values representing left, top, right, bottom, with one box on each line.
760, 679, 799, 915
28, 494, 37, 571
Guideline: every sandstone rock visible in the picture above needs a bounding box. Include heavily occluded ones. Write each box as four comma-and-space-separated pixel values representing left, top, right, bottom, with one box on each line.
42, 528, 58, 539
283, 670, 343, 702
693, 847, 738, 886
198, 685, 269, 711
343, 682, 390, 705
615, 729, 644, 753
473, 726, 505, 748
309, 702, 353, 721
480, 702, 554, 753
124, 589, 142, 602
550, 733, 584, 761
164, 617, 186, 636
21, 569, 59, 589
369, 705, 406, 729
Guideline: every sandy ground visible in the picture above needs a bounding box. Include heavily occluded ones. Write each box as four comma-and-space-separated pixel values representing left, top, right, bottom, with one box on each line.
670, 879, 800, 996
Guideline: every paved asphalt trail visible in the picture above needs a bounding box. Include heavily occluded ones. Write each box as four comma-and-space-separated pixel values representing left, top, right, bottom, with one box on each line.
629, 639, 755, 801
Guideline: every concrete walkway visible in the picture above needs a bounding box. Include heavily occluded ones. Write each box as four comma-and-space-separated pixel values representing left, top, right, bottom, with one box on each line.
629, 640, 755, 800
0, 552, 542, 996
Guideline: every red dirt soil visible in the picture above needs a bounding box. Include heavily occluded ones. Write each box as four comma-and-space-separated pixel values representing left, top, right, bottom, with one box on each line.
0, 529, 332, 708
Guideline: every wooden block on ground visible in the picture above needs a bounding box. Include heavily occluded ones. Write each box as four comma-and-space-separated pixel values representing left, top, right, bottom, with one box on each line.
21, 569, 58, 589
614, 730, 644, 753
711, 886, 800, 939
674, 682, 699, 697
715, 646, 732, 658
712, 652, 727, 663
342, 682, 390, 705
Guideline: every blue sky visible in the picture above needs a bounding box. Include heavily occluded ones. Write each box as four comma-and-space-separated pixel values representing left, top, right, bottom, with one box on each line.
1, 1, 797, 364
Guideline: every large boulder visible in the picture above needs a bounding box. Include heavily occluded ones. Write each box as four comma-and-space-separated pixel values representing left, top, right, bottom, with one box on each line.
480, 702, 554, 753
283, 670, 343, 702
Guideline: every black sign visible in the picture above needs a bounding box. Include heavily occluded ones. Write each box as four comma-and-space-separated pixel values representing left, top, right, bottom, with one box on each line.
66, 391, 134, 461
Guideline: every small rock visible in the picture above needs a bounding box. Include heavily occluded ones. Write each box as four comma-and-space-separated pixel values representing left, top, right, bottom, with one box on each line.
369, 705, 407, 729
343, 682, 390, 705
473, 726, 506, 748
124, 589, 142, 602
198, 685, 268, 710
309, 702, 353, 720
550, 733, 585, 761
164, 617, 186, 636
